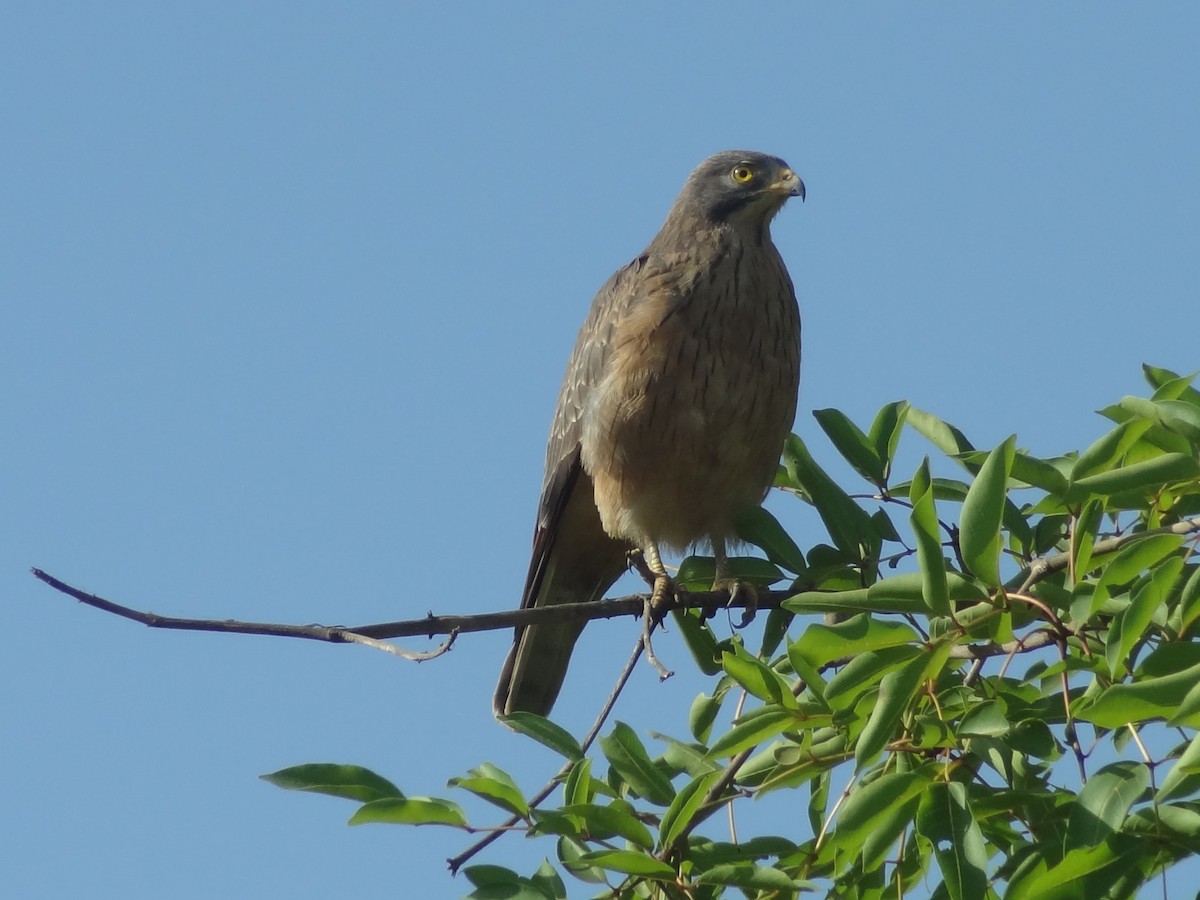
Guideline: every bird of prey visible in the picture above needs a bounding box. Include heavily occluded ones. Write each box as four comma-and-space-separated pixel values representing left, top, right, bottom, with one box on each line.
494, 150, 804, 718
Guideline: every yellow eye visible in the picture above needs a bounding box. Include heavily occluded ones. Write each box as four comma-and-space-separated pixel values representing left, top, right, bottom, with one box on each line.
731, 165, 754, 184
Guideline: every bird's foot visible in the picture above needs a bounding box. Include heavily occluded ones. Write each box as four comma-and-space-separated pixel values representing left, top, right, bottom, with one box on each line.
713, 576, 758, 628
650, 572, 679, 617
627, 548, 679, 616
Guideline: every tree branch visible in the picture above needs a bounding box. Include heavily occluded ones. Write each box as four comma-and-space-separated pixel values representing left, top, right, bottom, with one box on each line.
30, 557, 1125, 666
1012, 516, 1200, 593
30, 566, 790, 642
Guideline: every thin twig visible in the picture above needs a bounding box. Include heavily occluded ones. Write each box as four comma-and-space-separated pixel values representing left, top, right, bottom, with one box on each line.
338, 628, 457, 660
1012, 516, 1200, 593
1058, 637, 1088, 784
447, 637, 648, 874
641, 596, 673, 681
815, 771, 859, 854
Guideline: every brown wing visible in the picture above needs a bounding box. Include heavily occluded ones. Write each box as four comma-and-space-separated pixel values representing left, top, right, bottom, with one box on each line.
493, 256, 649, 717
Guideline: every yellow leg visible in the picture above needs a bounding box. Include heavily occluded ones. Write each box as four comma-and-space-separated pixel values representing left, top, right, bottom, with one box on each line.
642, 542, 675, 612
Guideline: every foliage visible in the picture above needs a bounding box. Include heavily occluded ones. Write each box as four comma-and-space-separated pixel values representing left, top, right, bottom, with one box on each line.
266, 364, 1200, 899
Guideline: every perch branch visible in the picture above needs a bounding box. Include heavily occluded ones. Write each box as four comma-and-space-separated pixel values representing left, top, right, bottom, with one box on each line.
31, 566, 788, 642
32, 563, 1118, 665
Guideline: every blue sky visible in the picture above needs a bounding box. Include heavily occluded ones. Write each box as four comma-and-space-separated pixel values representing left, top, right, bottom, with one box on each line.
4, 5, 1198, 898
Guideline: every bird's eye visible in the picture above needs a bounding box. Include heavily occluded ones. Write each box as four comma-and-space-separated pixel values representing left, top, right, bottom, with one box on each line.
731, 165, 754, 184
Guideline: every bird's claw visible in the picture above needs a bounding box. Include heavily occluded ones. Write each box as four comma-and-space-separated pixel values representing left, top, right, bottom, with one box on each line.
713, 576, 758, 628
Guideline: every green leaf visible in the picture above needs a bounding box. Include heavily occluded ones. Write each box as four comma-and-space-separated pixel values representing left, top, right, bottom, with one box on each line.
555, 838, 606, 884
529, 859, 566, 900
498, 713, 584, 762
906, 407, 977, 464
958, 699, 1010, 738
1120, 395, 1200, 442
814, 407, 884, 484
789, 613, 919, 668
670, 607, 723, 676
1106, 555, 1185, 677
1143, 363, 1200, 404
448, 763, 529, 817
1156, 731, 1200, 803
721, 644, 797, 707
1067, 452, 1200, 500
695, 863, 805, 889
462, 864, 523, 888
462, 865, 555, 900
783, 586, 928, 616
689, 835, 799, 868
260, 763, 403, 803
910, 457, 950, 616
599, 723, 675, 806
1170, 679, 1200, 729
1071, 418, 1152, 482
1076, 662, 1200, 728
706, 707, 812, 759
858, 779, 922, 872
786, 643, 828, 707
1138, 641, 1200, 677
758, 607, 793, 659
735, 505, 807, 575
1070, 497, 1104, 579
1178, 565, 1200, 637
1065, 761, 1149, 850
869, 400, 910, 480
560, 801, 655, 849
675, 554, 784, 590
1074, 532, 1184, 622
1099, 402, 1195, 456
958, 435, 1016, 587
349, 796, 468, 828
1010, 450, 1069, 496
784, 434, 878, 556
689, 692, 724, 744
649, 731, 717, 779
824, 645, 924, 711
916, 781, 988, 900
867, 572, 988, 607
463, 863, 564, 900
576, 850, 675, 879
826, 771, 927, 858
528, 808, 584, 839
1006, 841, 1124, 900
856, 643, 951, 769
563, 757, 593, 807
659, 771, 721, 850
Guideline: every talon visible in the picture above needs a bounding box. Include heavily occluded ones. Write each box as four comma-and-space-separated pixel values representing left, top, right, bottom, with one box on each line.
713, 576, 758, 628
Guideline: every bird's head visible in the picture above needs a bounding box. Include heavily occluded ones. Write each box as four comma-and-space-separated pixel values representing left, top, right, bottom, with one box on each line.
677, 150, 805, 228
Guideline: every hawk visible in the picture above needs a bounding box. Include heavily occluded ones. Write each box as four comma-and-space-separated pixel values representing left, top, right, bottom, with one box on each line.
495, 151, 804, 717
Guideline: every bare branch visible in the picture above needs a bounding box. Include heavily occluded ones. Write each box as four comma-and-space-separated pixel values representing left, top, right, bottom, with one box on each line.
31, 566, 787, 641
1012, 515, 1200, 593
32, 563, 1114, 666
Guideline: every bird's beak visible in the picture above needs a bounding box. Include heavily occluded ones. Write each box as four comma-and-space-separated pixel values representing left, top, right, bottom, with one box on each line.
770, 168, 805, 201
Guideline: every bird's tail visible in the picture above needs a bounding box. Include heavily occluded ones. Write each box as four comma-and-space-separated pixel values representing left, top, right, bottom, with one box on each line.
493, 615, 588, 718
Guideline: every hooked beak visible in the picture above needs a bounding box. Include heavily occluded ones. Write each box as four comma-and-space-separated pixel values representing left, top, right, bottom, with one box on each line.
771, 168, 805, 201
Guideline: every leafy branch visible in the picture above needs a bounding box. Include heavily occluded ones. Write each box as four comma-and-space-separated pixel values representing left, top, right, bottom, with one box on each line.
32, 363, 1200, 899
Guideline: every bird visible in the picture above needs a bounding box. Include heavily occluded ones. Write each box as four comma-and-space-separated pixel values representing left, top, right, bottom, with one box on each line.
494, 150, 804, 718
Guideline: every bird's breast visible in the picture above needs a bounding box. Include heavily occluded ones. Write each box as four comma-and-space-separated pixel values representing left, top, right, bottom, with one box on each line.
580, 242, 801, 549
